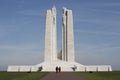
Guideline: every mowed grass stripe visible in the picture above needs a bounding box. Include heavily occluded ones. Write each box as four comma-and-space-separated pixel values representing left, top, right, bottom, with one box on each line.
75, 71, 120, 80
0, 72, 48, 80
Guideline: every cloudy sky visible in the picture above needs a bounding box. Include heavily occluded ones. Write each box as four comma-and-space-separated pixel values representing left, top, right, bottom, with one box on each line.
0, 0, 120, 70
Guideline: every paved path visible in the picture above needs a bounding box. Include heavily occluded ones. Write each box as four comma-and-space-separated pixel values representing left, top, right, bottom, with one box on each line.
41, 72, 86, 80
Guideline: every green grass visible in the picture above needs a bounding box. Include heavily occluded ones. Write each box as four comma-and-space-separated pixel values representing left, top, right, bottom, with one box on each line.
0, 72, 48, 80
75, 71, 120, 80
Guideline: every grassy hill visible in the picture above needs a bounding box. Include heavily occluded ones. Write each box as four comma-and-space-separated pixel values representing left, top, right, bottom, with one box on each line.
75, 71, 120, 80
0, 72, 48, 80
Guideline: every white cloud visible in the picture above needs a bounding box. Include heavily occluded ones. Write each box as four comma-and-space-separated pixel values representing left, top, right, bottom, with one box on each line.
75, 43, 120, 66
17, 10, 45, 16
0, 29, 6, 37
0, 44, 38, 51
89, 8, 120, 15
0, 24, 16, 38
0, 44, 44, 65
93, 2, 120, 7
77, 2, 120, 7
76, 18, 120, 26
74, 30, 120, 35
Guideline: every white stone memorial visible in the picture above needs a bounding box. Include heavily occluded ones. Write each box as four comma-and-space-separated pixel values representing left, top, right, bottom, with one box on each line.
7, 6, 112, 72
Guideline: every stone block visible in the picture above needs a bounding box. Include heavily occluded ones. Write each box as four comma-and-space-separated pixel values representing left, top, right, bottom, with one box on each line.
7, 66, 19, 72
98, 65, 110, 71
86, 66, 97, 72
19, 66, 31, 72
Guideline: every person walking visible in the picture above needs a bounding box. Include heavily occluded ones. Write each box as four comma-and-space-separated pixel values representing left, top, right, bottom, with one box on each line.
58, 66, 61, 72
55, 66, 58, 73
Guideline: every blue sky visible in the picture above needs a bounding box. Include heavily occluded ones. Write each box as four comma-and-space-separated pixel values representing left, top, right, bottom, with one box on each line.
0, 0, 120, 70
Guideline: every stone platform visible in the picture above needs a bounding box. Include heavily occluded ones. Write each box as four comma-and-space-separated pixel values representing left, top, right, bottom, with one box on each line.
7, 61, 112, 72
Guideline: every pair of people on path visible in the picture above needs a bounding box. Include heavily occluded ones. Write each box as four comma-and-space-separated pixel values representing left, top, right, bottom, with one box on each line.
56, 66, 61, 73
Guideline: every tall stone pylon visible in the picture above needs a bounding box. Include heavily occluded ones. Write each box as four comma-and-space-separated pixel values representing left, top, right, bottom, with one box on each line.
44, 6, 57, 62
62, 7, 75, 62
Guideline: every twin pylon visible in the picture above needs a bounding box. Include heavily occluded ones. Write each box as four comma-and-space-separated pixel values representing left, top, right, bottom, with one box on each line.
45, 6, 75, 62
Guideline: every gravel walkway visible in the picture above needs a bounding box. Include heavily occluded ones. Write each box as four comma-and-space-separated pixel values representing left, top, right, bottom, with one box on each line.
41, 72, 86, 80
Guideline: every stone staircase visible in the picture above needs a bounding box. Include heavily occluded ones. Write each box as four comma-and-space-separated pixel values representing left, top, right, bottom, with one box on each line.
35, 61, 85, 72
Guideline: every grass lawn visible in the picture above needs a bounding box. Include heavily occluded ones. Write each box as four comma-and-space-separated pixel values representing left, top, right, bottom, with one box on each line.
75, 71, 120, 80
0, 72, 48, 80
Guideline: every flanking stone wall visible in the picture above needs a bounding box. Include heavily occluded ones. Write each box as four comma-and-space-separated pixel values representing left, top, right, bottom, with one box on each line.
98, 65, 112, 71
85, 66, 98, 72
7, 65, 112, 72
7, 66, 19, 72
7, 66, 37, 72
84, 65, 112, 72
31, 66, 39, 72
19, 66, 31, 72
